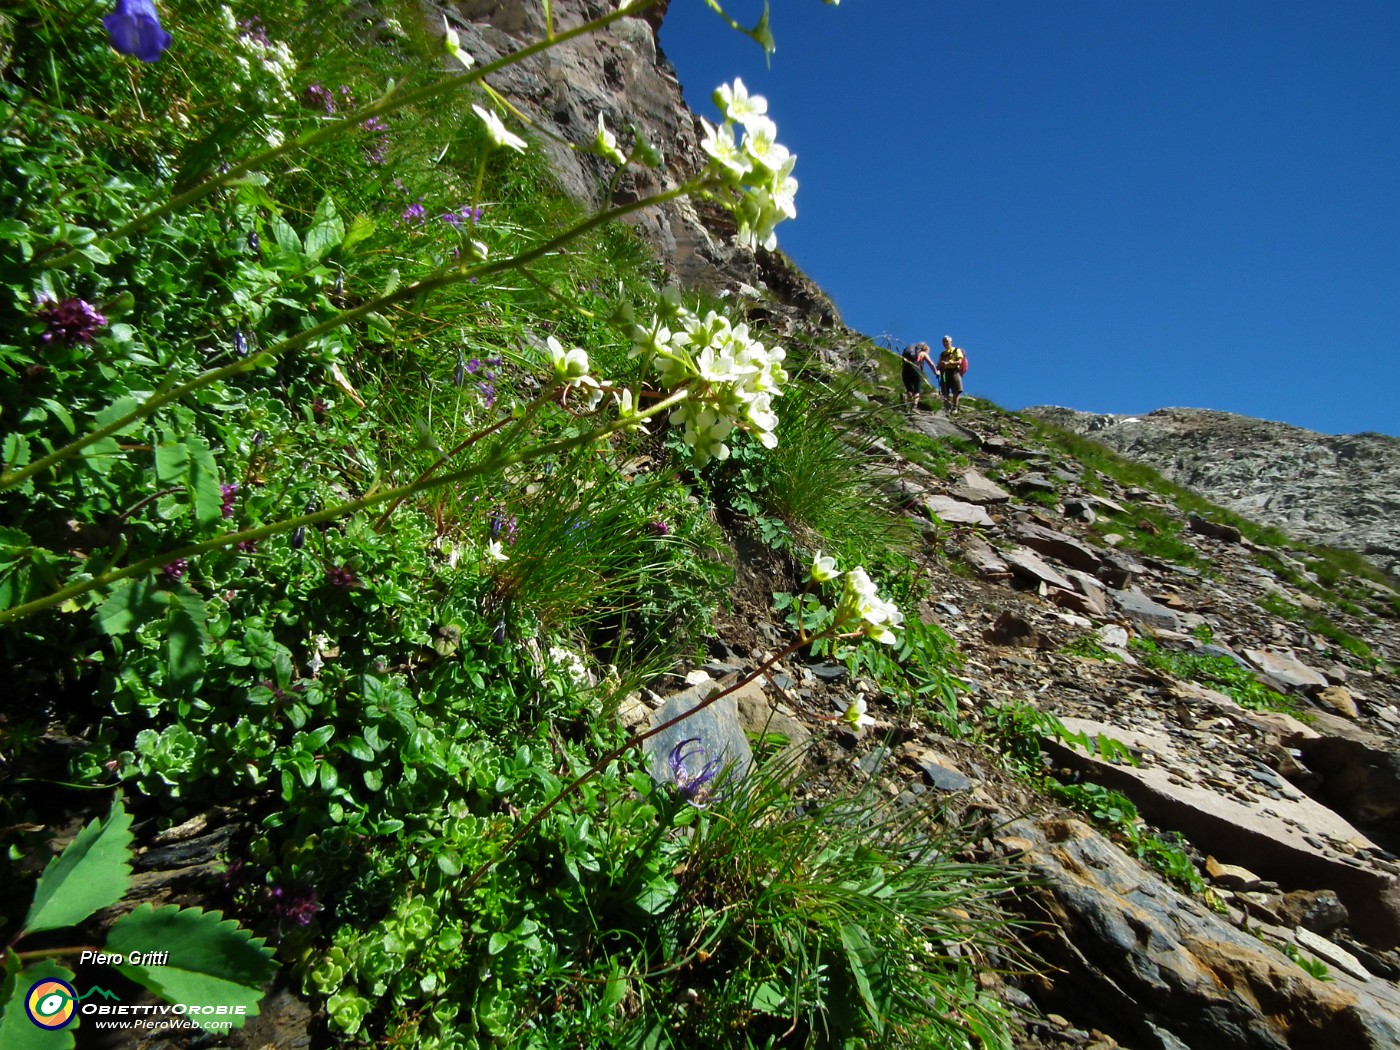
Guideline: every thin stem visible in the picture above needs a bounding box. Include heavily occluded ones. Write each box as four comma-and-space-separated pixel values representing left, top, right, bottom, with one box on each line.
457, 631, 821, 895
13, 945, 102, 962
0, 388, 693, 625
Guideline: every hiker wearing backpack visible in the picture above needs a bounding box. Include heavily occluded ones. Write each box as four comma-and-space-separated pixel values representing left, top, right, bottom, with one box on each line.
937, 336, 967, 413
900, 341, 932, 410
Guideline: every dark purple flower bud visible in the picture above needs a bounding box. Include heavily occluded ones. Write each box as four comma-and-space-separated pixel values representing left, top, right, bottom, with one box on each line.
103, 0, 172, 62
237, 539, 257, 553
161, 559, 187, 581
252, 430, 266, 448
668, 737, 725, 808
37, 297, 107, 347
247, 229, 260, 253
489, 509, 504, 538
233, 330, 248, 357
466, 357, 482, 375
291, 526, 306, 550
220, 482, 239, 518
311, 399, 329, 420
453, 356, 466, 388
492, 618, 506, 645
649, 520, 669, 536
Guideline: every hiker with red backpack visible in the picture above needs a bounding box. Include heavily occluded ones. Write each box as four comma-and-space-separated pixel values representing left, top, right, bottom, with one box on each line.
936, 335, 968, 413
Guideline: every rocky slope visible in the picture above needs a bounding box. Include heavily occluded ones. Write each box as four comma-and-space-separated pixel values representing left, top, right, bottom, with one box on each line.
1024, 407, 1400, 577
429, 4, 1400, 1046
40, 5, 1400, 1047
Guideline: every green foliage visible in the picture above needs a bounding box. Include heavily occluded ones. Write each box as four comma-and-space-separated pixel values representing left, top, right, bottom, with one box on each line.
712, 376, 912, 566
1044, 781, 1205, 894
22, 797, 132, 934
0, 3, 1026, 1046
0, 799, 274, 1036
1059, 635, 1122, 662
1280, 942, 1333, 981
1257, 592, 1373, 662
1129, 637, 1306, 717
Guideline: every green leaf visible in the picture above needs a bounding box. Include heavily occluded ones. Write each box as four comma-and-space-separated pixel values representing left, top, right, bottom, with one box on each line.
341, 214, 376, 253
110, 905, 277, 1031
0, 960, 79, 1049
304, 194, 344, 263
184, 435, 222, 529
95, 578, 166, 637
2, 433, 31, 473
165, 586, 209, 691
23, 798, 133, 935
270, 215, 301, 255
92, 396, 144, 437
154, 441, 188, 487
839, 922, 883, 1033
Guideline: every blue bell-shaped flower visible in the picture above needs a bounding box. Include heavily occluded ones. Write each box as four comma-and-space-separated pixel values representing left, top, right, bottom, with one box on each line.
103, 0, 172, 63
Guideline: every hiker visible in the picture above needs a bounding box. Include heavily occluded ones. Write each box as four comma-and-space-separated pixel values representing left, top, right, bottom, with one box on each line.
936, 336, 967, 413
900, 342, 931, 409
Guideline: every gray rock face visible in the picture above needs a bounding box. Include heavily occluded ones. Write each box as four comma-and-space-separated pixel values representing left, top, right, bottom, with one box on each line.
1026, 406, 1400, 574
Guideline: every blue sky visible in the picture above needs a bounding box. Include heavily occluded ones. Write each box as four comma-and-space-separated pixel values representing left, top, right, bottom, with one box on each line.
658, 1, 1399, 437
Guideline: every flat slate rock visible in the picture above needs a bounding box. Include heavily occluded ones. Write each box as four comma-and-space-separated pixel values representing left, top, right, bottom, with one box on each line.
1111, 588, 1182, 629
1243, 647, 1329, 691
645, 683, 753, 797
1045, 716, 1400, 948
1002, 546, 1075, 591
950, 467, 1012, 505
924, 495, 995, 527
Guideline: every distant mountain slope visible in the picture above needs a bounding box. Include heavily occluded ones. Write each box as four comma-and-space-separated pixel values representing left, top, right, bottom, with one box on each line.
1024, 406, 1400, 575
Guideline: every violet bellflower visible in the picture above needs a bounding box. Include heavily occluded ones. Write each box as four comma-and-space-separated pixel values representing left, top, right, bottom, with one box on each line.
103, 0, 173, 63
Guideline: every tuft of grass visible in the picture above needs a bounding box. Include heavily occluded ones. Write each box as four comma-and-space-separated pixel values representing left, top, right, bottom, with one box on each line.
1129, 638, 1307, 717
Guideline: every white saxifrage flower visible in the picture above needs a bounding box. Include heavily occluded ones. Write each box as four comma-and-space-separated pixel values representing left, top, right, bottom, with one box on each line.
809, 551, 841, 584
842, 697, 875, 730
713, 78, 768, 126
593, 114, 626, 165
473, 103, 528, 153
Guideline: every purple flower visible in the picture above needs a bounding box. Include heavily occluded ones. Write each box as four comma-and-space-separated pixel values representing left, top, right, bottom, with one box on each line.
303, 83, 336, 114
441, 206, 484, 227
649, 520, 669, 536
236, 16, 269, 47
269, 883, 321, 927
326, 565, 358, 588
668, 737, 725, 808
478, 382, 496, 408
161, 559, 187, 581
247, 229, 260, 254
103, 0, 173, 62
37, 297, 107, 347
233, 330, 248, 357
220, 483, 239, 519
400, 201, 426, 225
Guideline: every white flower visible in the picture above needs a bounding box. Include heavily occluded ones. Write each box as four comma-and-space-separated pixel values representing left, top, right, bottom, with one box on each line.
740, 116, 789, 173
443, 18, 473, 70
548, 646, 590, 687
593, 114, 626, 166
842, 697, 875, 730
713, 79, 768, 128
547, 335, 590, 381
572, 375, 605, 412
487, 540, 509, 562
671, 403, 734, 466
699, 119, 751, 178
834, 568, 904, 644
810, 551, 841, 584
473, 103, 528, 153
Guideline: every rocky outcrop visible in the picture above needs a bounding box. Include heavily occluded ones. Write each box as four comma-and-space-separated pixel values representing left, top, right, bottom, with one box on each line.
1025, 407, 1400, 575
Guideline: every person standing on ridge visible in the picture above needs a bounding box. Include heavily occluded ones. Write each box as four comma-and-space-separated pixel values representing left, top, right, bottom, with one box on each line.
900, 341, 932, 410
936, 336, 967, 413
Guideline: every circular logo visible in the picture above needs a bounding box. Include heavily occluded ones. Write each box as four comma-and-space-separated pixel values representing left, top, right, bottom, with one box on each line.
25, 978, 78, 1030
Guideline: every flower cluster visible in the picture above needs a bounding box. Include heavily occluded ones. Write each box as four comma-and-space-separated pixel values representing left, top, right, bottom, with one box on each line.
630, 296, 787, 465
808, 552, 904, 645
699, 79, 798, 251
830, 565, 904, 644
547, 645, 590, 688
221, 6, 296, 106
36, 297, 107, 348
